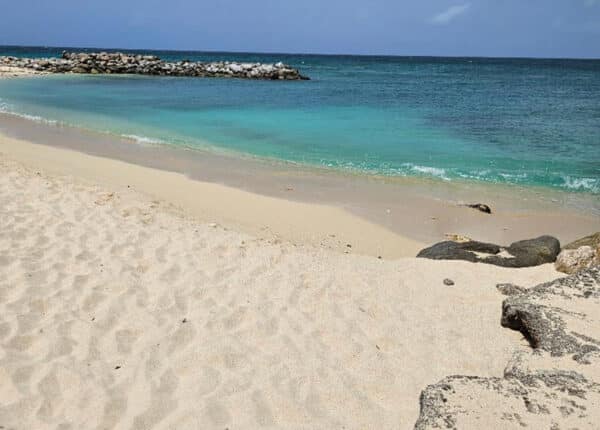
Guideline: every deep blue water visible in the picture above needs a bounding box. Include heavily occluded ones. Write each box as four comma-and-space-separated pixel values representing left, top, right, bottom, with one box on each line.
0, 46, 599, 193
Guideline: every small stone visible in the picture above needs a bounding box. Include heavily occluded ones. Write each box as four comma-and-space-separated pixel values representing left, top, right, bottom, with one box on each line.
443, 278, 455, 286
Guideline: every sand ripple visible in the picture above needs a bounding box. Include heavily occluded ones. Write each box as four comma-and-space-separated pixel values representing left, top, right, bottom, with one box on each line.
0, 157, 560, 429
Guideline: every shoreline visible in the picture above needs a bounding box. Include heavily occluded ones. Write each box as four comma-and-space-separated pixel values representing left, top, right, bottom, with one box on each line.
0, 130, 424, 259
4, 104, 600, 201
0, 112, 599, 256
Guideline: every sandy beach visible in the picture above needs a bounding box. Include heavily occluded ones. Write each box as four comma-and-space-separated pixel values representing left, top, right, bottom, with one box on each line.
2, 129, 592, 429
2, 3, 600, 427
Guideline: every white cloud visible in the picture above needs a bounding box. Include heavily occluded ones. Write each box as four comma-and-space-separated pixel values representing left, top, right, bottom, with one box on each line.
430, 3, 471, 25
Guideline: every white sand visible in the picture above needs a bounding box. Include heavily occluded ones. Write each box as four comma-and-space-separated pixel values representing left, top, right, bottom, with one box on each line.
0, 145, 563, 429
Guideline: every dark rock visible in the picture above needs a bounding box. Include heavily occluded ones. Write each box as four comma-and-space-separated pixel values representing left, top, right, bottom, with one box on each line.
500, 235, 561, 267
443, 278, 455, 286
416, 240, 500, 262
417, 235, 560, 268
465, 203, 492, 214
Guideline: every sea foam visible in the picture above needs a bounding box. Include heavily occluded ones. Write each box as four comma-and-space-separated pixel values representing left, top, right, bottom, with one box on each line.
561, 176, 599, 193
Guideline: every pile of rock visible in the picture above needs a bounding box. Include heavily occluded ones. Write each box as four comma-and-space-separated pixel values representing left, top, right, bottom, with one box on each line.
0, 51, 309, 80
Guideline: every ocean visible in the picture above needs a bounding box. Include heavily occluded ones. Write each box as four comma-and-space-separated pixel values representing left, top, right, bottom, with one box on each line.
0, 46, 598, 194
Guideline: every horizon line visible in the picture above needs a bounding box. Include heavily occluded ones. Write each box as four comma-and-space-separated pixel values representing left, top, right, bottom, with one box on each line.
1, 43, 600, 62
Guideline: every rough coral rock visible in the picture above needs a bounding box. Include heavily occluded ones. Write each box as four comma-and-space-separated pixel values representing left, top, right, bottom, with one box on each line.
414, 266, 600, 429
501, 266, 599, 359
554, 232, 600, 275
415, 352, 600, 430
555, 245, 598, 274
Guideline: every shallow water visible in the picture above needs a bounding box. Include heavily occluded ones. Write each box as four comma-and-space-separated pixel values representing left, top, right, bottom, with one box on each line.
0, 46, 599, 193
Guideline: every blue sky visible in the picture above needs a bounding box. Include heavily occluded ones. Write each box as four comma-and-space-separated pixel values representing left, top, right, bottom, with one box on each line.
1, 0, 599, 58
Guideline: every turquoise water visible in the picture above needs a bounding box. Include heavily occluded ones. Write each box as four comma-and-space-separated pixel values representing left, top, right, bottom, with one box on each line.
0, 46, 599, 193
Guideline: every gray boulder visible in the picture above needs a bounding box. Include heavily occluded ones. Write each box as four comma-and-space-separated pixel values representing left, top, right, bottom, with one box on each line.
485, 235, 561, 268
417, 235, 560, 268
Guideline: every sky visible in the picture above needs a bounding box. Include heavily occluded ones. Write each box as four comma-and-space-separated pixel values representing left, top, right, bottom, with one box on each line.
1, 0, 599, 58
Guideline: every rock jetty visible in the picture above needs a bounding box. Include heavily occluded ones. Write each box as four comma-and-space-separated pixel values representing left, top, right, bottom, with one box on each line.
0, 51, 309, 80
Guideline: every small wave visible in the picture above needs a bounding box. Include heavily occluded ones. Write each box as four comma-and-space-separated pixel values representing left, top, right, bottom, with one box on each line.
456, 169, 494, 181
121, 134, 165, 146
499, 172, 527, 180
561, 176, 599, 193
0, 102, 58, 125
404, 164, 450, 181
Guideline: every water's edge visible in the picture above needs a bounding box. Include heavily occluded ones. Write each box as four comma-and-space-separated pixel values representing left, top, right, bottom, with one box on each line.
0, 93, 598, 196
1, 111, 599, 249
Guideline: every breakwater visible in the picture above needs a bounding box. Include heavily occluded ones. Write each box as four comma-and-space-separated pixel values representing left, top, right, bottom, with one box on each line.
0, 51, 309, 80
